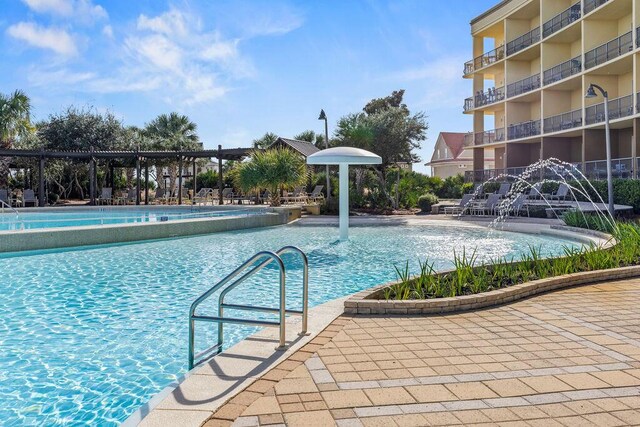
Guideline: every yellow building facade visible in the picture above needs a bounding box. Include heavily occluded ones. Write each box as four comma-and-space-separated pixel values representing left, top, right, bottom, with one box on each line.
464, 0, 639, 181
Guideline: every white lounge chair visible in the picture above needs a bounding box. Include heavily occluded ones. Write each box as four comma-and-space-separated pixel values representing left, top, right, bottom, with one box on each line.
472, 194, 501, 216
444, 194, 474, 215
98, 187, 112, 205
307, 185, 324, 203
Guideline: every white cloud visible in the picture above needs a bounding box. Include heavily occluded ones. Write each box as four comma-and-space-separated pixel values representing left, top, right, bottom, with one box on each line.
7, 21, 77, 56
102, 24, 113, 38
137, 8, 192, 38
27, 67, 95, 86
21, 0, 108, 24
124, 34, 183, 70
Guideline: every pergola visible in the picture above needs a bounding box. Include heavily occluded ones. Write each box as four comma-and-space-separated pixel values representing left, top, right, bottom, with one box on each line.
0, 144, 252, 207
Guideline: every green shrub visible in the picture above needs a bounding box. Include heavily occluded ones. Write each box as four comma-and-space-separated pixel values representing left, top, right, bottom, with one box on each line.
381, 221, 640, 301
562, 210, 615, 233
417, 193, 438, 213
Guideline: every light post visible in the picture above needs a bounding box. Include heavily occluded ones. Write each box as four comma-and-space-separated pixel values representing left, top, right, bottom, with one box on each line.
585, 83, 614, 217
318, 109, 331, 201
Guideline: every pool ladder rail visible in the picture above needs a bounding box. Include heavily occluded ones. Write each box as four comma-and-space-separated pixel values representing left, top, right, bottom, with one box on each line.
0, 199, 19, 217
188, 246, 309, 369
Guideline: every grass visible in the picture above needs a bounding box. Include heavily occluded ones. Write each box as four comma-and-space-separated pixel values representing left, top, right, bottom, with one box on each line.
381, 222, 640, 301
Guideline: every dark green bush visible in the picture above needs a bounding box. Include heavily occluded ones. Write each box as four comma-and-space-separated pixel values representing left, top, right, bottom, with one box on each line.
562, 210, 615, 233
417, 193, 438, 213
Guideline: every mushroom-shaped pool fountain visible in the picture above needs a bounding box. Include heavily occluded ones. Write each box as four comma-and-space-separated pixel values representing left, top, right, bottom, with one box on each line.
307, 147, 382, 241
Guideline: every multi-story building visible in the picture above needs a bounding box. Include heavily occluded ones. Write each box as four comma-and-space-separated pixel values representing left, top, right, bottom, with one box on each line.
463, 0, 639, 182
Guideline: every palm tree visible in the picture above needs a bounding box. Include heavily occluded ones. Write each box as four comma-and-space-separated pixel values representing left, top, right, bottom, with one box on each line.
144, 112, 200, 194
241, 148, 307, 206
0, 90, 33, 186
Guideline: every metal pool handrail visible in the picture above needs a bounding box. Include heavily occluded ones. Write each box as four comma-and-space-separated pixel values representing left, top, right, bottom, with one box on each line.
188, 246, 309, 369
0, 200, 19, 217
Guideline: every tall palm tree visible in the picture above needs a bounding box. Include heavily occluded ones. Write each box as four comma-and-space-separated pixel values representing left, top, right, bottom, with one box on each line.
144, 112, 200, 194
0, 90, 33, 186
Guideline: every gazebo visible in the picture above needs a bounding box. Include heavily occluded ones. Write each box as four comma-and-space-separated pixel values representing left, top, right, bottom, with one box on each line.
0, 145, 252, 206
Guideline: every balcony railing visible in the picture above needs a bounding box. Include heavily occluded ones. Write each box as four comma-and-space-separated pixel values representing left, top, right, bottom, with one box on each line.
475, 128, 505, 146
471, 86, 505, 110
543, 2, 581, 38
543, 56, 581, 85
464, 45, 505, 75
464, 97, 474, 112
507, 74, 541, 98
463, 133, 474, 147
585, 31, 633, 69
585, 94, 634, 125
543, 109, 582, 133
584, 158, 633, 180
508, 120, 541, 140
584, 0, 609, 15
506, 27, 540, 56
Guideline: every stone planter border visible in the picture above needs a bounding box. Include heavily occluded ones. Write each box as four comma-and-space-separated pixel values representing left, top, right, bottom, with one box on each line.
344, 265, 640, 315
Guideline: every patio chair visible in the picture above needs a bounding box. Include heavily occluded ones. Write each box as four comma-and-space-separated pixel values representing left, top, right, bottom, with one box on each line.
307, 185, 324, 203
525, 182, 543, 199
22, 189, 38, 207
221, 188, 233, 204
547, 183, 570, 201
98, 187, 113, 205
495, 183, 511, 198
444, 194, 474, 215
193, 188, 213, 205
0, 189, 9, 207
509, 194, 530, 217
125, 188, 138, 205
472, 194, 501, 216
211, 189, 220, 204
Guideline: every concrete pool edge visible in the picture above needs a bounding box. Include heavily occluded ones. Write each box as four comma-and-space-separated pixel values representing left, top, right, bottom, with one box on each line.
123, 296, 348, 427
0, 206, 302, 253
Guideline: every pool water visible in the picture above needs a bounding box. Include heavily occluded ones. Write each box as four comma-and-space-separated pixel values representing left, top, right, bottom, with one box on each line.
0, 221, 581, 426
0, 208, 258, 231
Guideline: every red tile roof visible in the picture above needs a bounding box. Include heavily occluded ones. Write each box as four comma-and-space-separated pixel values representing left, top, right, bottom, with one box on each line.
439, 132, 467, 159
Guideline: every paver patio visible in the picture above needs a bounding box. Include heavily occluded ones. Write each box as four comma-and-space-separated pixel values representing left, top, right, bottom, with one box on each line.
201, 279, 640, 426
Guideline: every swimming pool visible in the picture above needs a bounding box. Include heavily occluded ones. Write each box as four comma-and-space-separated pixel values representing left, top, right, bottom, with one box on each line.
0, 207, 260, 231
0, 221, 581, 426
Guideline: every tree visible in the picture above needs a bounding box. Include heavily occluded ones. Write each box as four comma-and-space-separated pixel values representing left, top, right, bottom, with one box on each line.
236, 148, 307, 206
144, 112, 200, 194
0, 90, 33, 186
294, 130, 325, 149
252, 132, 278, 149
334, 90, 428, 208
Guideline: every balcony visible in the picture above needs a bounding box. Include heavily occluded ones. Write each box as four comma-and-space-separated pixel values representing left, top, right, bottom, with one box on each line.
506, 27, 540, 56
585, 94, 634, 125
584, 0, 610, 15
507, 120, 541, 140
543, 109, 582, 133
463, 133, 474, 147
543, 2, 581, 38
584, 31, 633, 70
507, 74, 541, 98
463, 45, 505, 75
474, 128, 505, 146
464, 97, 474, 112
543, 56, 581, 85
584, 158, 633, 180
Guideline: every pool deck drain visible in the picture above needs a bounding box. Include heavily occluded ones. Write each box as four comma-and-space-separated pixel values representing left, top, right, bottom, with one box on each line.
194, 279, 640, 427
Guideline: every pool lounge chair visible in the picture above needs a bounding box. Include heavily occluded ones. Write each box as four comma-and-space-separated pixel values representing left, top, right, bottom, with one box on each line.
546, 183, 570, 201
472, 194, 501, 216
221, 188, 233, 204
525, 182, 543, 199
509, 194, 530, 217
444, 194, 474, 215
98, 187, 113, 205
307, 185, 324, 203
193, 188, 213, 205
495, 183, 511, 198
125, 189, 138, 205
0, 189, 9, 207
22, 189, 38, 207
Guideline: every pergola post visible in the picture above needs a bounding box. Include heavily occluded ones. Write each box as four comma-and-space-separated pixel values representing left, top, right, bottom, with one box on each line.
89, 146, 96, 206
192, 158, 197, 204
38, 151, 45, 207
218, 145, 224, 205
109, 161, 115, 190
135, 154, 141, 205
144, 160, 149, 205
178, 155, 183, 205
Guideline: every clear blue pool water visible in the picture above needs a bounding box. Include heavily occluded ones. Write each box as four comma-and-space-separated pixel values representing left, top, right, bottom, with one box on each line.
0, 221, 581, 426
0, 207, 258, 231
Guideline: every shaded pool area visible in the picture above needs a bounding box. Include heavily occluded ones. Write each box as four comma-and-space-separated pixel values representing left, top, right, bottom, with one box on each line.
0, 221, 581, 426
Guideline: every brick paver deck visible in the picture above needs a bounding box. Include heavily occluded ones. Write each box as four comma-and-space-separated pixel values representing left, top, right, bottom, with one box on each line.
203, 279, 640, 426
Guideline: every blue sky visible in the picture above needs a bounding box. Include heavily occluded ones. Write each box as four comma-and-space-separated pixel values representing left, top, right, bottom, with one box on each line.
0, 0, 497, 174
